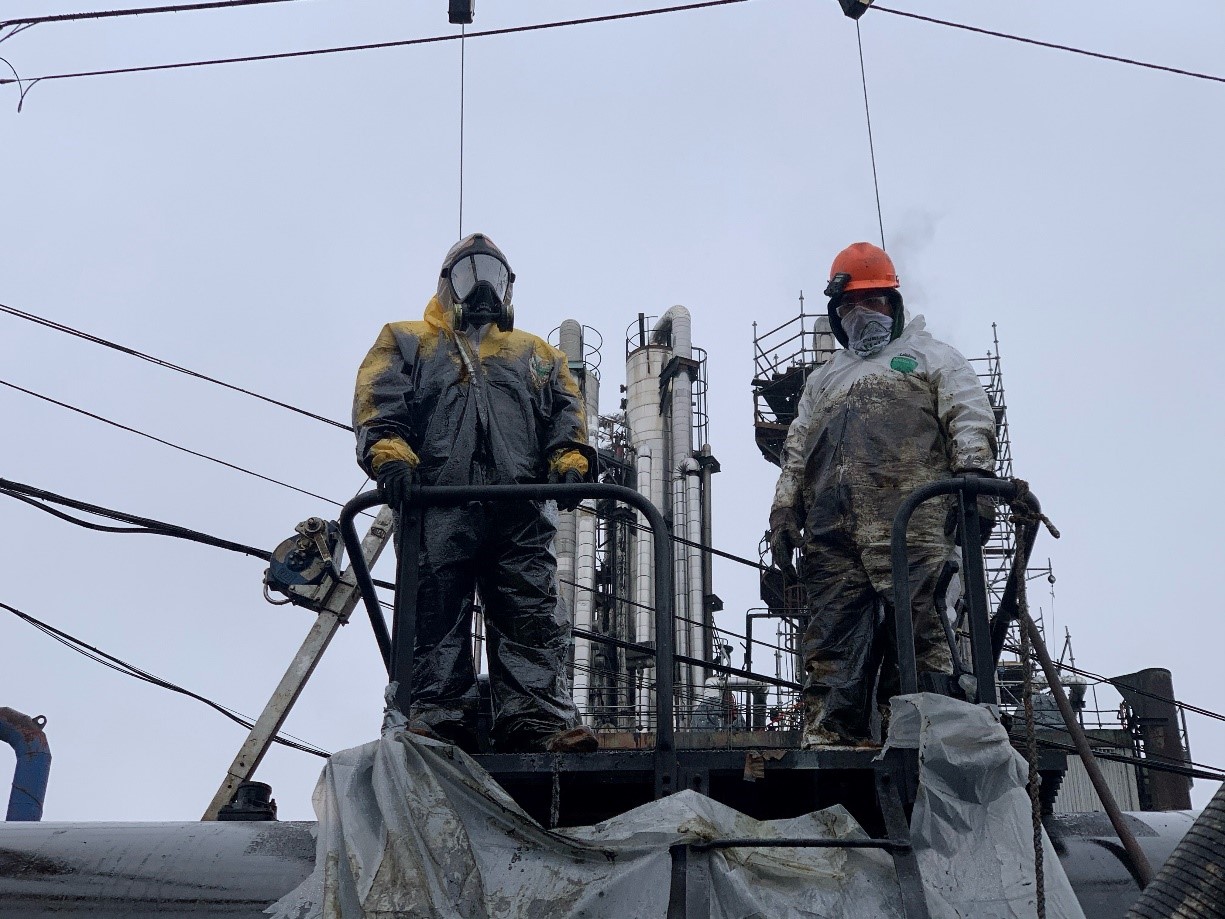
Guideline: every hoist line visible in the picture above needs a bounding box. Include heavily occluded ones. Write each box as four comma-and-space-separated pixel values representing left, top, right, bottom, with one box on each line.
855, 18, 885, 250
459, 23, 466, 237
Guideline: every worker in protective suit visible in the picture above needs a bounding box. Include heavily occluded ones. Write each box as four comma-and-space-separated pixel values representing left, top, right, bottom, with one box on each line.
352, 233, 599, 754
768, 242, 997, 747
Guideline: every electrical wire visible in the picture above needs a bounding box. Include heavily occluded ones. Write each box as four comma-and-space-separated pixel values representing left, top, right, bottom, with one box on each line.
1033, 736, 1225, 784
0, 378, 345, 507
0, 477, 273, 560
873, 6, 1225, 86
0, 302, 350, 431
0, 0, 751, 87
1, 600, 330, 758
579, 503, 769, 571
1001, 641, 1225, 725
1, 0, 306, 30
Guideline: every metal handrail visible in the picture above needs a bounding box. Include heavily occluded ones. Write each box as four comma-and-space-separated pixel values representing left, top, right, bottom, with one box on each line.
890, 476, 1038, 704
337, 483, 677, 762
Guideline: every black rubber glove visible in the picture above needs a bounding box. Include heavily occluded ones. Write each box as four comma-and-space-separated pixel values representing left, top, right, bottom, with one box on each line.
550, 468, 586, 512
768, 507, 802, 581
948, 470, 996, 546
376, 460, 417, 510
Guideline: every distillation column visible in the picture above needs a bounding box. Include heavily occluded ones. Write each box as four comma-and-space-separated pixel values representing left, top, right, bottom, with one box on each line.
557, 320, 600, 721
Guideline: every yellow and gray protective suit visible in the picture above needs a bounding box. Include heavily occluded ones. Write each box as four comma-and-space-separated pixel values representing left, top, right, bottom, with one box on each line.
770, 315, 996, 743
353, 295, 595, 752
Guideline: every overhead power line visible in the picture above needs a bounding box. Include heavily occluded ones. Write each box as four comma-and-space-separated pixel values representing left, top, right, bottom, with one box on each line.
873, 6, 1225, 85
0, 476, 272, 560
0, 302, 350, 431
0, 0, 750, 87
0, 377, 344, 507
1002, 641, 1225, 726
1, 599, 330, 758
1, 0, 303, 31
1035, 736, 1225, 784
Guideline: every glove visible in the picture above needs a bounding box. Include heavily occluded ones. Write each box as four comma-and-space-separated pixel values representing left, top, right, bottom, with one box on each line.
550, 468, 586, 512
768, 507, 802, 581
376, 460, 417, 510
948, 470, 996, 546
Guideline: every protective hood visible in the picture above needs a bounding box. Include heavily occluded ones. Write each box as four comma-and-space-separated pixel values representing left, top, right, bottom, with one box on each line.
827, 289, 905, 348
436, 233, 515, 331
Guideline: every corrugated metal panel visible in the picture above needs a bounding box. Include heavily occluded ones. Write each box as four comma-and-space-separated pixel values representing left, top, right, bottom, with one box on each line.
1054, 730, 1142, 813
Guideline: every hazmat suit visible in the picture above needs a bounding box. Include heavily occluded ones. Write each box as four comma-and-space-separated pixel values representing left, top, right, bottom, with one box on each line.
352, 234, 598, 753
769, 243, 996, 746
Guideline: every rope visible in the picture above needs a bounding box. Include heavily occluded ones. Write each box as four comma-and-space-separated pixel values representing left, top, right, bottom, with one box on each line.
1017, 572, 1046, 918
1005, 477, 1059, 916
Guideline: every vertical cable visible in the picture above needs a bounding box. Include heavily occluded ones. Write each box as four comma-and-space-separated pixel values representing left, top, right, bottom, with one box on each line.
458, 24, 466, 237
855, 20, 886, 250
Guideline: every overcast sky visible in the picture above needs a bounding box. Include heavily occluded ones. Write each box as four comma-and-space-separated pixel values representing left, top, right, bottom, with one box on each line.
1, 0, 1222, 821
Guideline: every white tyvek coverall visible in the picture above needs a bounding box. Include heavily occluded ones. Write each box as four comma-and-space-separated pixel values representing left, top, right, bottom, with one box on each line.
770, 315, 997, 742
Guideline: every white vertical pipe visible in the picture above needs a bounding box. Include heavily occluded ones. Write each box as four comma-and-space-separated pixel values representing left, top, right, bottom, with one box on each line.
684, 458, 705, 686
653, 306, 696, 715
572, 498, 597, 720
554, 321, 585, 620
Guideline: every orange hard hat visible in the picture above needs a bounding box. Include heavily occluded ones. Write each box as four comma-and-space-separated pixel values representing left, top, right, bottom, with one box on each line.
828, 242, 899, 293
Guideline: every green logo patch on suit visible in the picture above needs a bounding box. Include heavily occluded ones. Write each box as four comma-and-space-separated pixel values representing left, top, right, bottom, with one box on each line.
529, 351, 552, 387
890, 354, 918, 374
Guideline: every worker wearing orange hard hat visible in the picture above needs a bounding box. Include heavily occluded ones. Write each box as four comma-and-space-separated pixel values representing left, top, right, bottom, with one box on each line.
768, 242, 998, 747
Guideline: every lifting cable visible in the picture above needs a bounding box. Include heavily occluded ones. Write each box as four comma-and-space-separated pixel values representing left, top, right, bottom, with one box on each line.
1, 599, 330, 758
854, 19, 886, 250
458, 23, 466, 237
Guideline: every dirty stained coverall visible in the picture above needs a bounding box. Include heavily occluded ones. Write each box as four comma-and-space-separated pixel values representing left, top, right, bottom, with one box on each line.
353, 297, 595, 750
770, 315, 997, 742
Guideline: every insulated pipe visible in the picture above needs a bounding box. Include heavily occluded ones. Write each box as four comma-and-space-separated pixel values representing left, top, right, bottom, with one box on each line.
626, 335, 666, 729
0, 707, 51, 822
633, 449, 655, 730
654, 307, 695, 714
571, 494, 598, 719
553, 320, 586, 617
683, 458, 705, 687
634, 449, 655, 649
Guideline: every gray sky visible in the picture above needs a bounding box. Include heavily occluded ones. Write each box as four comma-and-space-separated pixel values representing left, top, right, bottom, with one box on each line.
1, 0, 1222, 820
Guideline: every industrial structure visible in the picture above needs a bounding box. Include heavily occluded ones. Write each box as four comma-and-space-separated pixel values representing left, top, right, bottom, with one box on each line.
1, 302, 1217, 917
550, 310, 720, 731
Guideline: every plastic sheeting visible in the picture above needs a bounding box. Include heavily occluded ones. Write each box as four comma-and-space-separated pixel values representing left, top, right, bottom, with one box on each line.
268, 694, 1086, 919
888, 693, 1086, 919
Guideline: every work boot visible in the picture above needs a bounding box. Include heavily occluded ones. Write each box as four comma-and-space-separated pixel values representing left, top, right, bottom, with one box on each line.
801, 723, 867, 749
543, 725, 599, 753
406, 719, 480, 754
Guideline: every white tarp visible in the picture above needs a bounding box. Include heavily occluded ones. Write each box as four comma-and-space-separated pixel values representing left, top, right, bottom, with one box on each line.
268, 693, 1086, 919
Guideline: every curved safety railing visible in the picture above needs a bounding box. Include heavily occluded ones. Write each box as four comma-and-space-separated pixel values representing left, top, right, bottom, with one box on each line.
337, 484, 677, 763
890, 476, 1042, 705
